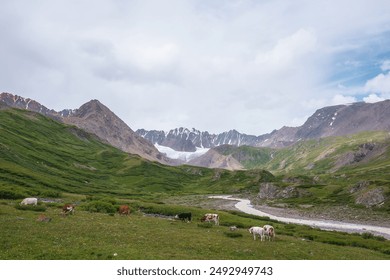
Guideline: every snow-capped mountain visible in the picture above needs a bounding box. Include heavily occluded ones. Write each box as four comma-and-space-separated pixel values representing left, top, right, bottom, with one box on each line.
136, 128, 265, 152
137, 100, 390, 163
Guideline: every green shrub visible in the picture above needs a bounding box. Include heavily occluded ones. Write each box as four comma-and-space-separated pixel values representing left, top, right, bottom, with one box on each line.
361, 232, 386, 241
224, 232, 243, 238
361, 232, 375, 239
302, 234, 315, 241
39, 190, 61, 198
0, 189, 27, 199
381, 249, 390, 255
323, 239, 346, 246
82, 201, 117, 213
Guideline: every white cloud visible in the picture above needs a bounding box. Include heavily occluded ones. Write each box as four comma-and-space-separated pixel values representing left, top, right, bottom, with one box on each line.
363, 93, 385, 103
365, 72, 390, 94
331, 94, 357, 105
255, 29, 317, 72
381, 60, 390, 72
1, 0, 390, 135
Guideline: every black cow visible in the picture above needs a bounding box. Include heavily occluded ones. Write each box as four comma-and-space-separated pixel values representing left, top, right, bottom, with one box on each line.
175, 212, 192, 222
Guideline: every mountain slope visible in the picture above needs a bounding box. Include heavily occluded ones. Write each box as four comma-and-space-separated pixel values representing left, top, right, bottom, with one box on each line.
0, 108, 273, 197
295, 101, 390, 139
193, 131, 390, 175
0, 92, 169, 164
62, 99, 169, 163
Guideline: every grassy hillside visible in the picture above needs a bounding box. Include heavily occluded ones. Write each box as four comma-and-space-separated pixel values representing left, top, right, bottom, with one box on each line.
0, 108, 272, 199
1, 108, 390, 260
212, 132, 390, 211
219, 131, 390, 176
1, 199, 389, 260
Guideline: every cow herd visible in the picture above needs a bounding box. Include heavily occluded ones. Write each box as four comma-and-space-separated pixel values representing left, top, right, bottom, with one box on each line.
175, 211, 276, 241
249, 225, 275, 241
20, 197, 276, 241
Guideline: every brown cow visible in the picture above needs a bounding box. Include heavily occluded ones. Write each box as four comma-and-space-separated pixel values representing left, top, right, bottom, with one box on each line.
62, 204, 75, 216
200, 213, 219, 225
263, 225, 275, 241
118, 205, 130, 215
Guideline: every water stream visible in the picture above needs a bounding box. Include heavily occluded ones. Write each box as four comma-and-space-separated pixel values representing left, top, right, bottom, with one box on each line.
210, 195, 390, 239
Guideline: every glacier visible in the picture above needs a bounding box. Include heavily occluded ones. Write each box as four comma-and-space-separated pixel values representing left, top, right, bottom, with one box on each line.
155, 144, 209, 162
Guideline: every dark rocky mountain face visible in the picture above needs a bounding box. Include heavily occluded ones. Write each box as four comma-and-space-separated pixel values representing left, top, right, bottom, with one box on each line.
0, 92, 170, 164
296, 101, 390, 139
0, 92, 61, 120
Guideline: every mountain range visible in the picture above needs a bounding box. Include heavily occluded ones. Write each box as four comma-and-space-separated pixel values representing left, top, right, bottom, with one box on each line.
137, 100, 390, 170
2, 92, 390, 171
137, 100, 390, 152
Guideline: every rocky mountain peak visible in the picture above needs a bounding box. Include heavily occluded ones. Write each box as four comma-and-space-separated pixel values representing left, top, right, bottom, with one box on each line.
0, 92, 58, 118
1, 92, 170, 164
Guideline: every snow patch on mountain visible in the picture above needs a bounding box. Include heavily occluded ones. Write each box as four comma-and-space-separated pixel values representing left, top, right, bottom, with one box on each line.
155, 144, 209, 162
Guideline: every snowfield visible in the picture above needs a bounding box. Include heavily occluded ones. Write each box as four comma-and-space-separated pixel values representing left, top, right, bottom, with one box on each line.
155, 144, 209, 162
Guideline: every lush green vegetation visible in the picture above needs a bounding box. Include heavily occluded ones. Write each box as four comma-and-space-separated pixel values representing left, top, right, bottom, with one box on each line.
211, 131, 390, 211
1, 108, 390, 259
0, 109, 270, 200
1, 199, 389, 260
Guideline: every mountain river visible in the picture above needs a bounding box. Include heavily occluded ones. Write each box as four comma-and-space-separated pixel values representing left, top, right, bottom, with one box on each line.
210, 195, 390, 239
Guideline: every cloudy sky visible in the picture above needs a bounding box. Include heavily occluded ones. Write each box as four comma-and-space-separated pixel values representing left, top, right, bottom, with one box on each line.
1, 0, 390, 135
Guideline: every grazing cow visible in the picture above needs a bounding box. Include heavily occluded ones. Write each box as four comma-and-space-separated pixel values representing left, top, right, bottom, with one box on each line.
249, 226, 265, 241
118, 205, 130, 215
263, 225, 275, 241
175, 212, 192, 222
20, 197, 38, 206
62, 204, 75, 215
37, 214, 52, 222
200, 213, 219, 225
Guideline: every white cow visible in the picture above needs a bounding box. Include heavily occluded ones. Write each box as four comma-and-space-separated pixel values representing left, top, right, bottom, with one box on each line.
249, 226, 265, 241
20, 197, 38, 206
201, 213, 219, 225
263, 225, 275, 241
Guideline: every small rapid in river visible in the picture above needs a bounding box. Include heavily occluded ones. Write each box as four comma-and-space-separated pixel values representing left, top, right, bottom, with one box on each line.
210, 195, 390, 239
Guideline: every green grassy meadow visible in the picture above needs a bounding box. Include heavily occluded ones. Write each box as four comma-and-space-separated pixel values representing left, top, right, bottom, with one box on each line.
1, 199, 390, 260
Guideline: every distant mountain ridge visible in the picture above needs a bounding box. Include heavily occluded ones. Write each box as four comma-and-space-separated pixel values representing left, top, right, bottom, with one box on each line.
137, 100, 390, 153
0, 92, 170, 164
136, 127, 266, 152
3, 92, 390, 170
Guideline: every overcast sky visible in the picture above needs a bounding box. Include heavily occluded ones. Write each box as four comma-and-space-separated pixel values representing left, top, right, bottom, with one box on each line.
1, 0, 390, 135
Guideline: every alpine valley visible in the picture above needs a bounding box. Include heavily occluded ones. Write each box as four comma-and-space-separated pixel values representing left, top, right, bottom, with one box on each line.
1, 92, 390, 260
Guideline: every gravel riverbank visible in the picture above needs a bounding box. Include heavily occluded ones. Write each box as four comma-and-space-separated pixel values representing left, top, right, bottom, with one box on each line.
210, 195, 390, 239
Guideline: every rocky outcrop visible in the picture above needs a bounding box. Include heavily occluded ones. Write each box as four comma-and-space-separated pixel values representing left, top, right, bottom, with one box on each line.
188, 149, 244, 170
349, 181, 386, 207
258, 183, 306, 199
355, 188, 386, 207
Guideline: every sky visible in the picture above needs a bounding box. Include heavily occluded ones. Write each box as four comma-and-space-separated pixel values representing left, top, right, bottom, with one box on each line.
1, 0, 390, 135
